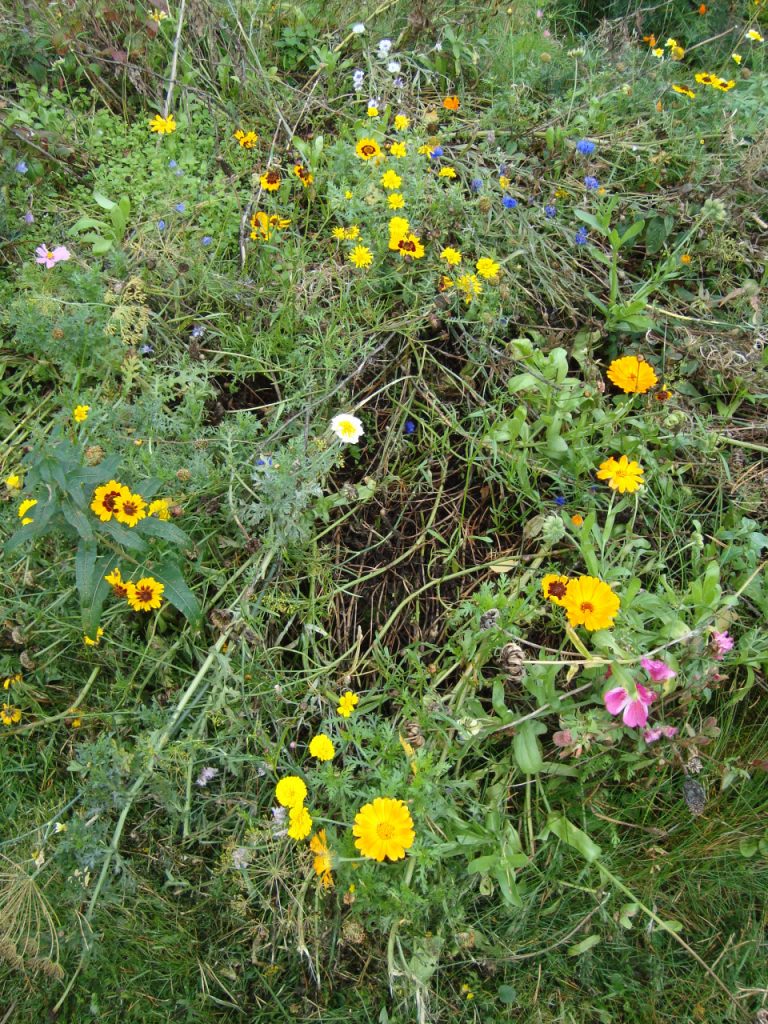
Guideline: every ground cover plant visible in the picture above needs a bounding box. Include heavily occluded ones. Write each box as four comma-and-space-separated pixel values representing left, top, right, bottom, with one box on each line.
1, 0, 767, 1021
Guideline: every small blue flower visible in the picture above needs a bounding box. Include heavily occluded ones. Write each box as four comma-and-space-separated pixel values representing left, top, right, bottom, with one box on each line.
23, 211, 34, 224
157, 219, 166, 230
169, 160, 177, 168
404, 419, 416, 435
502, 195, 518, 209
202, 235, 212, 246
554, 496, 566, 506
256, 456, 274, 468
140, 344, 154, 356
175, 202, 186, 213
175, 169, 184, 177
544, 204, 556, 219
576, 139, 596, 155
430, 146, 444, 159
470, 177, 483, 191
190, 324, 205, 339
575, 227, 588, 245
15, 161, 28, 174
584, 176, 599, 190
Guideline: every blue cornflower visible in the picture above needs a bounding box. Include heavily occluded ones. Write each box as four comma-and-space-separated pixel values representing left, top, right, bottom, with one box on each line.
23, 211, 34, 224
584, 176, 599, 190
140, 344, 154, 356
175, 202, 186, 212
574, 227, 588, 245
544, 204, 556, 218
190, 324, 205, 339
554, 496, 566, 506
15, 161, 28, 173
157, 219, 166, 230
502, 196, 518, 209
255, 456, 274, 468
202, 235, 212, 246
430, 146, 444, 159
470, 177, 483, 191
169, 160, 177, 168
576, 139, 596, 155
404, 419, 416, 435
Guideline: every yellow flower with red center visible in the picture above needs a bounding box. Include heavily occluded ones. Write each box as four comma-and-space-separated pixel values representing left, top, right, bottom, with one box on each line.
694, 72, 718, 86
606, 355, 658, 394
250, 211, 291, 241
90, 480, 129, 522
126, 576, 164, 612
113, 491, 147, 528
105, 567, 129, 599
293, 164, 313, 187
387, 216, 410, 249
672, 85, 696, 99
1, 703, 22, 726
712, 78, 736, 91
562, 576, 620, 631
596, 455, 645, 494
353, 797, 415, 861
149, 113, 176, 135
541, 574, 570, 607
259, 169, 282, 192
355, 138, 382, 160
395, 233, 425, 259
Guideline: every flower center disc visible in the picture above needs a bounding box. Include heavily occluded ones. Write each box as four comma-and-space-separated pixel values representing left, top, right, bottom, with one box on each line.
376, 822, 395, 840
137, 587, 153, 603
580, 602, 594, 614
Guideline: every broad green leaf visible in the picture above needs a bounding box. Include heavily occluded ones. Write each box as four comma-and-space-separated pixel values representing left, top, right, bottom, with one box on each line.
739, 838, 759, 858
618, 220, 645, 248
152, 559, 201, 624
61, 503, 94, 541
466, 854, 498, 874
498, 985, 517, 1006
93, 191, 116, 210
101, 518, 149, 552
138, 517, 190, 546
567, 934, 601, 956
547, 813, 602, 862
513, 719, 546, 774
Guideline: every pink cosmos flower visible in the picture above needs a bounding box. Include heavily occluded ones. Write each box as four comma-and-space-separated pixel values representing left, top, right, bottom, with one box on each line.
640, 657, 676, 683
643, 725, 678, 744
35, 244, 71, 268
711, 631, 734, 660
604, 683, 656, 728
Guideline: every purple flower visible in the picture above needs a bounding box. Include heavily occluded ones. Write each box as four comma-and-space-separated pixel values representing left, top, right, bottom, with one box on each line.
196, 766, 218, 787
175, 202, 185, 213
140, 344, 154, 356
576, 139, 596, 155
202, 235, 212, 246
190, 323, 205, 339
24, 211, 34, 224
605, 684, 656, 728
544, 204, 556, 219
404, 419, 416, 434
711, 630, 734, 660
430, 146, 444, 159
584, 175, 599, 190
157, 219, 166, 230
352, 68, 365, 92
502, 195, 518, 209
15, 161, 28, 174
470, 177, 483, 191
169, 159, 177, 168
574, 227, 588, 245
640, 657, 676, 683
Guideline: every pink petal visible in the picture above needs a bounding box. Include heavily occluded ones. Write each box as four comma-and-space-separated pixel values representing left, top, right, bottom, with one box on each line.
52, 246, 71, 262
644, 727, 663, 743
635, 683, 657, 706
640, 657, 676, 682
604, 687, 629, 716
661, 726, 678, 739
623, 699, 650, 728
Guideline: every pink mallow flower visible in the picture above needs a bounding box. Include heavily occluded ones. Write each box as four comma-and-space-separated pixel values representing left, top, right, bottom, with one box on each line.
604, 684, 656, 728
643, 725, 678, 744
711, 631, 734, 660
640, 657, 676, 683
35, 244, 70, 268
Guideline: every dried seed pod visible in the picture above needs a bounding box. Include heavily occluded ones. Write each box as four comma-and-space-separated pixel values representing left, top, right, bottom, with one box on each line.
687, 754, 703, 776
403, 720, 425, 748
498, 641, 525, 683
341, 918, 365, 944
479, 608, 500, 631
683, 777, 706, 816
19, 651, 35, 671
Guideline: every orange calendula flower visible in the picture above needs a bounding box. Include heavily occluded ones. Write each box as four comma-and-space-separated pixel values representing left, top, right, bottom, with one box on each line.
125, 576, 164, 612
680, 253, 692, 264
642, 34, 657, 47
562, 576, 620, 631
353, 797, 415, 861
596, 455, 645, 494
606, 355, 658, 394
542, 574, 570, 607
91, 480, 129, 522
259, 169, 282, 192
442, 95, 460, 110
571, 514, 584, 527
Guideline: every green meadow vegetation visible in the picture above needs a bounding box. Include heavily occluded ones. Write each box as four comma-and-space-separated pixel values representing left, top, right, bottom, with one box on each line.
1, 0, 767, 1021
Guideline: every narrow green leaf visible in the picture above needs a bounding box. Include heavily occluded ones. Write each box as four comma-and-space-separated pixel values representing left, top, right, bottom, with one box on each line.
547, 813, 602, 862
567, 934, 601, 956
138, 517, 190, 546
513, 720, 546, 774
100, 518, 148, 552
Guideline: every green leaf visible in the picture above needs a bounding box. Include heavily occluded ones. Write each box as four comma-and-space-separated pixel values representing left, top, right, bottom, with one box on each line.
618, 220, 645, 248
645, 216, 670, 255
92, 237, 114, 254
138, 517, 190, 546
567, 934, 601, 956
546, 813, 602, 863
93, 191, 117, 210
61, 503, 94, 541
739, 838, 759, 858
152, 559, 201, 624
574, 209, 607, 236
100, 518, 149, 552
498, 985, 517, 1006
75, 545, 112, 635
513, 720, 546, 774
492, 861, 522, 907
466, 854, 498, 874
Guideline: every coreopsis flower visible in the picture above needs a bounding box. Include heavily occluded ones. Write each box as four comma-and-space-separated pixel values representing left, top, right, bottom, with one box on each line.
287, 805, 312, 840
711, 630, 734, 659
355, 138, 382, 160
330, 413, 364, 443
596, 455, 645, 494
381, 169, 402, 189
1, 703, 22, 726
394, 114, 410, 130
233, 129, 258, 148
104, 567, 129, 598
694, 72, 718, 86
35, 245, 70, 268
712, 78, 736, 91
73, 404, 90, 423
310, 830, 334, 887
541, 573, 570, 607
442, 95, 460, 110
353, 797, 415, 861
387, 192, 405, 209
113, 491, 147, 528
475, 256, 500, 279
83, 627, 104, 647
2, 674, 21, 691
293, 164, 313, 187
275, 775, 307, 808
149, 113, 177, 134
606, 355, 658, 393
395, 232, 425, 259
259, 169, 282, 192
604, 684, 656, 727
126, 576, 164, 612
387, 216, 409, 248
640, 657, 676, 682
562, 576, 620, 630
337, 690, 358, 717
672, 85, 696, 99
18, 498, 37, 525
440, 247, 462, 266
389, 141, 407, 158
250, 211, 290, 240
308, 733, 335, 761
348, 245, 373, 268
148, 498, 171, 520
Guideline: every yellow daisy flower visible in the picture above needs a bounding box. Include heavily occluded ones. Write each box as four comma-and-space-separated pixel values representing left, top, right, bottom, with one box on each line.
348, 245, 373, 268
387, 192, 405, 209
353, 797, 415, 861
596, 455, 645, 494
308, 733, 335, 761
476, 256, 500, 279
440, 247, 462, 266
394, 114, 410, 130
287, 805, 313, 840
73, 404, 90, 423
389, 141, 407, 158
275, 775, 307, 808
381, 169, 402, 190
606, 355, 658, 394
562, 576, 620, 631
337, 690, 359, 717
149, 113, 176, 135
